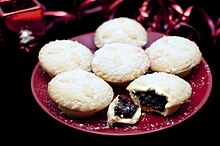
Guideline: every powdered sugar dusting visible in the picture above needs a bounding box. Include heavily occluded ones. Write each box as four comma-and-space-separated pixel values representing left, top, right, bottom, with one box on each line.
92, 43, 150, 83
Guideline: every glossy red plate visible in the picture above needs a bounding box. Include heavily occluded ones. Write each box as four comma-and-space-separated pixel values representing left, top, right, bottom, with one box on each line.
31, 32, 212, 136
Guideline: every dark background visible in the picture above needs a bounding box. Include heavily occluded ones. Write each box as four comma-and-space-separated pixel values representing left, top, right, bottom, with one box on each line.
6, 0, 220, 144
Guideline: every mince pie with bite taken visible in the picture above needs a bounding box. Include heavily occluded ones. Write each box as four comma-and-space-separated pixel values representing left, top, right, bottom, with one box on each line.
126, 72, 192, 116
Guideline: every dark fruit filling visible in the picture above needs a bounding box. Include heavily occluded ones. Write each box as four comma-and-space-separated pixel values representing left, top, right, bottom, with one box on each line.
114, 95, 138, 118
134, 90, 167, 112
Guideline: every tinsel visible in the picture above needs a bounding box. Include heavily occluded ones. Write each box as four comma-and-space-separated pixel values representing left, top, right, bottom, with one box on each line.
74, 0, 219, 47
1, 0, 218, 52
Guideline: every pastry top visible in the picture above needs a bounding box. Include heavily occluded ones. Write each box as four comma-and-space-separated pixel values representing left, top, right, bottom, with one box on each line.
91, 43, 150, 85
126, 72, 192, 116
126, 72, 192, 106
94, 17, 148, 48
48, 69, 114, 113
145, 36, 202, 77
38, 39, 93, 78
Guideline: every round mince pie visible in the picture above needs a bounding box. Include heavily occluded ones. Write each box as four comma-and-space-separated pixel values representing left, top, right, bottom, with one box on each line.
91, 43, 150, 86
38, 40, 93, 78
48, 69, 114, 118
145, 36, 202, 77
126, 72, 192, 116
107, 95, 142, 126
94, 17, 148, 48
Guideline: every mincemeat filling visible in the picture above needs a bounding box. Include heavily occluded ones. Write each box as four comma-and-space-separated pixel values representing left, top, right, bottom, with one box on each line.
114, 95, 138, 118
133, 90, 167, 112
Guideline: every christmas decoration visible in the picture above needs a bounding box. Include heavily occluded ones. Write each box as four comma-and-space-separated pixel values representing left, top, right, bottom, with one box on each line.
1, 0, 219, 53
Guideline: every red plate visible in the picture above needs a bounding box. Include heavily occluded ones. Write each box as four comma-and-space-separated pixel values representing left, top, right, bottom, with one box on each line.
31, 32, 212, 136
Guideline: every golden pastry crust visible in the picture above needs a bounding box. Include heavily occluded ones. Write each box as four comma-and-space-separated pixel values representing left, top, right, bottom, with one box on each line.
107, 95, 142, 126
38, 40, 93, 78
94, 17, 147, 48
126, 72, 192, 116
91, 43, 150, 86
48, 69, 114, 118
145, 36, 202, 77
